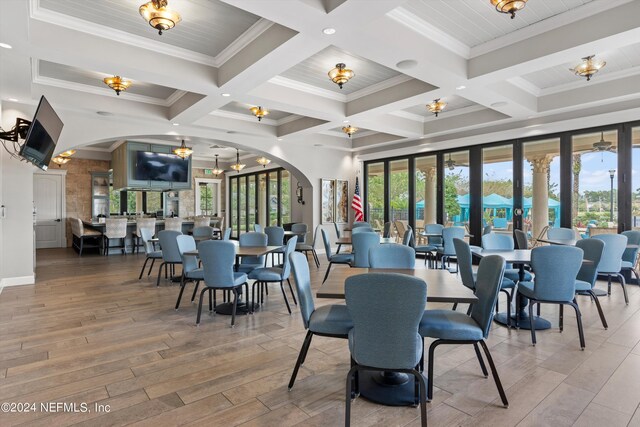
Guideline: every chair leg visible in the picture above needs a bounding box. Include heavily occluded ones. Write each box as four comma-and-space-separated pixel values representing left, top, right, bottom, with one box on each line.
427, 339, 443, 401
312, 250, 320, 268
322, 262, 333, 284
479, 340, 509, 407
411, 368, 428, 427
139, 257, 150, 280
588, 290, 608, 329
175, 274, 187, 310
209, 289, 214, 312
570, 300, 586, 349
452, 302, 458, 311
230, 288, 239, 327
607, 275, 612, 295
345, 365, 358, 427
79, 237, 84, 256
156, 262, 165, 287
279, 281, 292, 314
147, 258, 156, 276
528, 302, 537, 346
287, 278, 297, 305
559, 303, 564, 332
288, 330, 313, 390
196, 287, 208, 325
616, 273, 629, 305
473, 342, 488, 377
191, 281, 200, 302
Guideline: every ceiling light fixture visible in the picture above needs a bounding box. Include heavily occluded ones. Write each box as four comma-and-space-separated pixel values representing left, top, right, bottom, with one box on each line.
172, 123, 179, 126
221, 93, 231, 97
139, 0, 181, 35
256, 156, 271, 168
8, 98, 18, 102
103, 76, 131, 95
211, 154, 223, 176
322, 28, 336, 35
250, 106, 269, 121
571, 55, 606, 81
427, 98, 446, 117
59, 149, 76, 157
277, 138, 283, 141
445, 153, 456, 170
52, 156, 71, 166
490, 0, 527, 19
328, 63, 354, 89
0, 43, 12, 49
456, 85, 466, 90
342, 125, 358, 138
173, 139, 193, 159
230, 149, 245, 172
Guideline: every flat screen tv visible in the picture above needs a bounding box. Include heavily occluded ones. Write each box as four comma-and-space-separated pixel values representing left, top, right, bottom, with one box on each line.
135, 151, 189, 183
19, 96, 64, 171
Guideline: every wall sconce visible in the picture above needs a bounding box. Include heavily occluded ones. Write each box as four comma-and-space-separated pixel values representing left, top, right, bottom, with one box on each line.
296, 182, 305, 205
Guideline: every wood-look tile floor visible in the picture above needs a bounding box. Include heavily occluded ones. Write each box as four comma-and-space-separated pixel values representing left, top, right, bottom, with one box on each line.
1, 248, 640, 426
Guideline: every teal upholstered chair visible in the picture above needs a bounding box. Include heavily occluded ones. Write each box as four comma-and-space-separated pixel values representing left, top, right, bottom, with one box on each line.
593, 233, 629, 305
175, 235, 204, 310
351, 232, 380, 268
574, 238, 607, 329
197, 240, 249, 327
291, 223, 308, 244
222, 228, 231, 240
138, 227, 162, 280
248, 236, 298, 314
516, 245, 585, 348
265, 226, 285, 265
351, 226, 375, 234
156, 230, 182, 287
514, 229, 528, 249
419, 255, 508, 406
547, 227, 575, 240
192, 226, 214, 240
437, 226, 464, 269
253, 224, 263, 233
414, 224, 441, 267
369, 244, 416, 269
402, 227, 413, 246
295, 224, 320, 268
345, 273, 428, 426
321, 229, 354, 283
351, 221, 370, 229
237, 232, 268, 274
621, 230, 640, 283
482, 232, 533, 283
287, 252, 353, 390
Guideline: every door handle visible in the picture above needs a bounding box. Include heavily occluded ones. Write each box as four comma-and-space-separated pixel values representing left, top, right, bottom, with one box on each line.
55, 219, 61, 222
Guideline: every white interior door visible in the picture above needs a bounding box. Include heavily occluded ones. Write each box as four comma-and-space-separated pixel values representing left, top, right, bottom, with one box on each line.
34, 173, 64, 248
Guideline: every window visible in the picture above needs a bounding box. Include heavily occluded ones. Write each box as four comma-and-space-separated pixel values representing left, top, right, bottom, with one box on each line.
230, 179, 238, 238
109, 184, 121, 215
239, 177, 247, 233
523, 138, 560, 239
482, 145, 513, 230
366, 162, 384, 225
634, 127, 640, 229
269, 171, 278, 226
257, 173, 267, 229
415, 155, 437, 233
146, 192, 162, 214
281, 170, 291, 224
444, 151, 469, 227
248, 175, 256, 230
389, 159, 409, 225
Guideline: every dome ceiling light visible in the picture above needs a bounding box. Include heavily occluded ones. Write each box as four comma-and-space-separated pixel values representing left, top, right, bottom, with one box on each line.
427, 98, 446, 117
342, 125, 358, 138
490, 0, 527, 19
103, 76, 131, 95
328, 63, 354, 89
250, 106, 269, 121
571, 55, 606, 82
139, 0, 181, 35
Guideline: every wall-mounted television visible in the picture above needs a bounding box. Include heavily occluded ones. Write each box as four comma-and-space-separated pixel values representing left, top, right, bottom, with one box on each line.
135, 151, 189, 182
19, 96, 64, 171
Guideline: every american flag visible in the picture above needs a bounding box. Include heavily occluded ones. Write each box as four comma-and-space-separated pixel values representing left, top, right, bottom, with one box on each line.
352, 177, 364, 222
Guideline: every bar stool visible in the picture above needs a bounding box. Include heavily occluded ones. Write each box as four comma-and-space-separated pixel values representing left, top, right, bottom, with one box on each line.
103, 218, 127, 255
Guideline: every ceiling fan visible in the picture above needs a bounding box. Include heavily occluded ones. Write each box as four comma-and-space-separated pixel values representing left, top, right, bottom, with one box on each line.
591, 131, 616, 161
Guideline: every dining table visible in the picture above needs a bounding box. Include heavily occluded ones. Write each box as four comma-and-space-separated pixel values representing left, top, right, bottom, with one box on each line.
317, 267, 477, 406
537, 237, 639, 249
335, 236, 396, 246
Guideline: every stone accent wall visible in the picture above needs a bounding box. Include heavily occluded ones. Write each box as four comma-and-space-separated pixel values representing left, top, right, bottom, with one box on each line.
55, 158, 111, 247
178, 168, 226, 219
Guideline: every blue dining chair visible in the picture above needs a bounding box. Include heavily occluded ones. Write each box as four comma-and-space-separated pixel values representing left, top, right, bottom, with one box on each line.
296, 224, 321, 268
138, 227, 162, 280
415, 224, 440, 267
192, 226, 214, 240
253, 224, 263, 233
621, 230, 640, 283
236, 232, 268, 275
248, 236, 298, 314
437, 226, 464, 269
419, 255, 508, 406
351, 221, 371, 229
351, 226, 375, 234
514, 229, 529, 250
156, 230, 182, 287
383, 222, 392, 238
351, 232, 380, 268
265, 226, 285, 265
516, 245, 585, 348
345, 273, 428, 426
547, 227, 575, 240
482, 233, 532, 283
402, 227, 413, 246
425, 224, 444, 247
288, 252, 353, 390
574, 238, 607, 329
197, 240, 249, 327
291, 223, 308, 244
369, 244, 416, 268
593, 233, 629, 305
321, 229, 354, 283
175, 235, 204, 310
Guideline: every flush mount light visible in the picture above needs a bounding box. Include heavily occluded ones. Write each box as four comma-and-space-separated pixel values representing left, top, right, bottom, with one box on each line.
230, 149, 245, 172
322, 28, 336, 35
490, 0, 528, 19
328, 63, 354, 89
8, 98, 18, 102
277, 138, 283, 141
59, 149, 76, 157
427, 98, 446, 117
172, 123, 179, 126
456, 85, 466, 90
571, 55, 606, 81
211, 154, 223, 176
139, 0, 181, 35
221, 93, 231, 97
250, 106, 269, 121
52, 156, 70, 166
173, 140, 193, 159
103, 76, 131, 95
342, 125, 358, 138
256, 156, 271, 168
0, 43, 12, 49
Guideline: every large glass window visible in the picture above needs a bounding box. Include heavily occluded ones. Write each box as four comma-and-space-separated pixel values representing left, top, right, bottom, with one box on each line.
414, 156, 437, 233
146, 192, 162, 214
366, 162, 384, 225
634, 127, 640, 229
269, 171, 279, 226
248, 175, 256, 230
258, 173, 267, 229
523, 138, 560, 239
444, 151, 469, 227
572, 130, 618, 234
230, 179, 238, 238
482, 145, 513, 231
126, 192, 136, 214
109, 185, 120, 215
239, 177, 247, 233
389, 159, 409, 229
281, 170, 291, 224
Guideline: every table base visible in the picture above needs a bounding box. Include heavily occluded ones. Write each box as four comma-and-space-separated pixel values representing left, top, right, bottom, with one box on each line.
215, 302, 250, 315
358, 371, 419, 406
494, 312, 551, 330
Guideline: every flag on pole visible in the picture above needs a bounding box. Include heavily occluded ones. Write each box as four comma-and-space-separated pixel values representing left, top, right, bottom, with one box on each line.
352, 177, 364, 222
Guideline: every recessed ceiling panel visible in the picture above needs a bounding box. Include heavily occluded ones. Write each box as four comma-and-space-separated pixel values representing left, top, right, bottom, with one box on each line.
403, 95, 477, 117
281, 45, 400, 95
39, 0, 261, 58
219, 101, 293, 121
400, 0, 595, 48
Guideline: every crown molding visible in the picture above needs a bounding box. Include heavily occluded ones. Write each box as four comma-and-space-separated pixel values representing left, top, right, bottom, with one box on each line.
269, 76, 346, 102
215, 19, 274, 66
275, 114, 302, 126
346, 75, 414, 102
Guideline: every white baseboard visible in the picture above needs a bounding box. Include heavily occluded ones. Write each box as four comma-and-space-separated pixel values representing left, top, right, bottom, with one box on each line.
1, 275, 35, 287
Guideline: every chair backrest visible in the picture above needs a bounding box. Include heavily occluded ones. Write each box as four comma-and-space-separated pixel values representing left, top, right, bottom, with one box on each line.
369, 244, 416, 268
383, 222, 392, 238
289, 251, 315, 329
334, 222, 341, 239
71, 218, 83, 237
105, 218, 127, 238
352, 226, 375, 234
621, 230, 640, 264
351, 232, 381, 268
482, 224, 493, 235
531, 245, 584, 302
140, 227, 157, 254
158, 230, 182, 263
212, 216, 224, 230
321, 228, 333, 261
176, 235, 198, 273
136, 218, 156, 237
199, 240, 236, 287
453, 238, 475, 290
481, 233, 514, 251
345, 273, 426, 369
222, 228, 231, 240
291, 223, 308, 244
192, 226, 214, 239
374, 219, 384, 232
514, 229, 528, 249
425, 223, 444, 246
193, 216, 210, 228
352, 222, 371, 229
239, 232, 268, 266
402, 227, 414, 247
164, 217, 183, 232
441, 227, 465, 255
547, 227, 575, 240
309, 224, 321, 247
470, 255, 506, 338
264, 226, 285, 246
575, 238, 604, 287
281, 236, 298, 279
593, 233, 627, 273
394, 220, 406, 238
253, 223, 263, 233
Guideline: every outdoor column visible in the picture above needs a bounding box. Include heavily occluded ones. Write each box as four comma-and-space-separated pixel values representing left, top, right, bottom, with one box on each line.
424, 167, 437, 224
528, 155, 553, 239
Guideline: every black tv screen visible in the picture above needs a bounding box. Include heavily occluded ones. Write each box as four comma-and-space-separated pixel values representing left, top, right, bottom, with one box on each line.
19, 96, 64, 171
135, 151, 189, 182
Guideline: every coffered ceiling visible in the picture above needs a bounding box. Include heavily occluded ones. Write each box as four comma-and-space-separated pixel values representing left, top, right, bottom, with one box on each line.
2, 0, 640, 161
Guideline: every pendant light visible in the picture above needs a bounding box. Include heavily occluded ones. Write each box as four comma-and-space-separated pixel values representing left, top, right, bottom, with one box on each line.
211, 154, 223, 176
173, 140, 193, 159
230, 149, 245, 172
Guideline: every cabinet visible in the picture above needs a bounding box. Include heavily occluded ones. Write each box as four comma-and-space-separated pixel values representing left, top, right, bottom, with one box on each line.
91, 171, 112, 219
